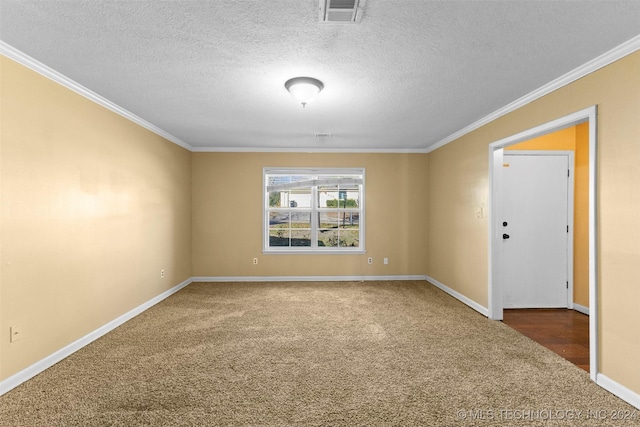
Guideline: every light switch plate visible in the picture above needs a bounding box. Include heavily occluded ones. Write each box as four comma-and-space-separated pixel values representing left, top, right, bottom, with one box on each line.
10, 325, 22, 343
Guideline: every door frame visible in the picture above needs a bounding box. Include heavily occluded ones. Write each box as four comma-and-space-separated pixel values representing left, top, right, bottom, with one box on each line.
487, 105, 598, 380
502, 150, 575, 309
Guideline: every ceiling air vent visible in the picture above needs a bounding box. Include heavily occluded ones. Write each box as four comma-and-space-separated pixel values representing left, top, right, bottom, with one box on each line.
319, 0, 365, 24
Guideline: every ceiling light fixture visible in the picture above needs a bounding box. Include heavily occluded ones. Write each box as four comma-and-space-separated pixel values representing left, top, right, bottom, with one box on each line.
285, 77, 324, 108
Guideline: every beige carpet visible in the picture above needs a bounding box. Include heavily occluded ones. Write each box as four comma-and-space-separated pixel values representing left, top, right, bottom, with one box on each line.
0, 281, 637, 426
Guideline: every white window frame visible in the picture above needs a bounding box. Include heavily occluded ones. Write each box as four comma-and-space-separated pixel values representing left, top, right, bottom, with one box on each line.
263, 167, 365, 254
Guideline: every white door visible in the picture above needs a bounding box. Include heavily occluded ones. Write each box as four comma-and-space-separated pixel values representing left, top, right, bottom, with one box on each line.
502, 153, 570, 308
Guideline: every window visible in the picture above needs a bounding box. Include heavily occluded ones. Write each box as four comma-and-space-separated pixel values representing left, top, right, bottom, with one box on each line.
264, 168, 365, 253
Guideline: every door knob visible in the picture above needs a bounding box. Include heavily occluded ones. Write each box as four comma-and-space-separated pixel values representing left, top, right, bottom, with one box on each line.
503, 234, 510, 239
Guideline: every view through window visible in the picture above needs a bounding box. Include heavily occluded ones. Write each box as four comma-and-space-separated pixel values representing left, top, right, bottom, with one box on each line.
264, 168, 365, 253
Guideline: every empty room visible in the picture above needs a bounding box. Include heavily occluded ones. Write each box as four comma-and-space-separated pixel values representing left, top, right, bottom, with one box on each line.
1, 1, 639, 425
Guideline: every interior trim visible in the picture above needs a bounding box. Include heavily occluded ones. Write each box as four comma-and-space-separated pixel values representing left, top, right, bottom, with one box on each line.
0, 274, 425, 396
191, 146, 426, 153
0, 41, 192, 151
425, 34, 640, 154
2, 35, 638, 154
4, 274, 637, 411
0, 277, 192, 397
425, 275, 489, 317
487, 105, 598, 381
573, 303, 589, 316
597, 374, 640, 410
192, 275, 428, 282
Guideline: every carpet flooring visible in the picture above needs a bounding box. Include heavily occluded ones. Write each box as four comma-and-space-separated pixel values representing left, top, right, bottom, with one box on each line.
0, 281, 637, 426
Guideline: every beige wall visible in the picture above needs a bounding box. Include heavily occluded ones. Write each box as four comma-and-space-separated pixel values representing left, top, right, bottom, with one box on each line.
427, 52, 640, 394
2, 46, 638, 402
192, 153, 428, 278
426, 135, 489, 305
0, 57, 193, 381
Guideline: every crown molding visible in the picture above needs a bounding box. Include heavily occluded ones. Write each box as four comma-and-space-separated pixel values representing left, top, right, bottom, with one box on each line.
0, 41, 192, 151
190, 146, 426, 153
425, 34, 640, 154
3, 33, 639, 155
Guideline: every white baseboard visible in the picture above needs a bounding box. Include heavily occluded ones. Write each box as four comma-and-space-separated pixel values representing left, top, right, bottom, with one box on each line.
425, 275, 489, 317
0, 274, 425, 396
573, 302, 589, 316
6, 275, 637, 413
597, 373, 640, 410
0, 278, 192, 396
192, 275, 428, 282
573, 303, 589, 315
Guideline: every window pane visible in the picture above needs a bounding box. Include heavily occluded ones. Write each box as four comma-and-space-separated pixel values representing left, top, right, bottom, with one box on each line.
269, 212, 290, 229
341, 230, 360, 247
318, 185, 339, 208
318, 212, 341, 229
338, 212, 359, 228
267, 174, 308, 186
317, 229, 360, 248
318, 184, 361, 208
289, 187, 311, 208
269, 229, 290, 247
290, 211, 311, 228
291, 230, 312, 246
264, 169, 364, 253
342, 185, 360, 208
268, 191, 284, 208
317, 229, 339, 247
269, 211, 310, 248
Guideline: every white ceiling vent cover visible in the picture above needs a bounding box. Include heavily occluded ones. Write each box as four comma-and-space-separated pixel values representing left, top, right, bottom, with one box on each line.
319, 0, 365, 23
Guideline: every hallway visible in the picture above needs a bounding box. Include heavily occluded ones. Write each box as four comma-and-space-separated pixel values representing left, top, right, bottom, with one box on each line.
502, 309, 589, 372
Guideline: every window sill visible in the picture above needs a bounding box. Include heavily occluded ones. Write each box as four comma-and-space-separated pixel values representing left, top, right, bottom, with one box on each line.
263, 249, 366, 255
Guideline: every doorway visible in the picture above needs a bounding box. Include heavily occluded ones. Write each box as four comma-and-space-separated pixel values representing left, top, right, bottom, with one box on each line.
488, 106, 597, 380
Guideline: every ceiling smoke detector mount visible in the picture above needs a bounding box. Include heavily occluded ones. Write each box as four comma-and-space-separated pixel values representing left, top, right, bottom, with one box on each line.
319, 0, 366, 24
314, 133, 333, 138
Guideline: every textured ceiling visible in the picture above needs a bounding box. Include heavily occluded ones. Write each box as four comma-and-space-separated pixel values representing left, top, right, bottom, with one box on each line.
1, 1, 639, 151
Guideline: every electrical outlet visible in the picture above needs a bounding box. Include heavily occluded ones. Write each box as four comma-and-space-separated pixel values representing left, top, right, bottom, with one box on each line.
160, 269, 165, 278
253, 258, 258, 265
384, 258, 389, 265
367, 257, 373, 265
10, 325, 22, 343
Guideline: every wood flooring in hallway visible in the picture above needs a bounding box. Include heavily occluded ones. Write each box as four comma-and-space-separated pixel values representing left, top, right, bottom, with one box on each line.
502, 308, 589, 372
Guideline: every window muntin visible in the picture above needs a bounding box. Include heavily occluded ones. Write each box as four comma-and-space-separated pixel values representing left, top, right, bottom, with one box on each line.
264, 168, 364, 253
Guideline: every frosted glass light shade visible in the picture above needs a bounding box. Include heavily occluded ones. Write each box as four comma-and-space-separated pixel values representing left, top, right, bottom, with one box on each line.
285, 77, 324, 107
